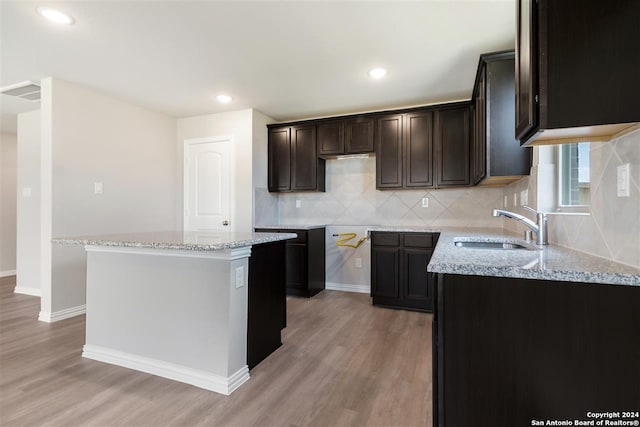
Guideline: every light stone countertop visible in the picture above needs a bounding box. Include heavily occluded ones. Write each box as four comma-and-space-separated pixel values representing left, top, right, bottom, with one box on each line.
254, 224, 326, 230
52, 230, 297, 251
367, 226, 640, 286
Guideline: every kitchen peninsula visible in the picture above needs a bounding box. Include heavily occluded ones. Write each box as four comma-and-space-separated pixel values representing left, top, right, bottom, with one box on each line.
53, 231, 295, 395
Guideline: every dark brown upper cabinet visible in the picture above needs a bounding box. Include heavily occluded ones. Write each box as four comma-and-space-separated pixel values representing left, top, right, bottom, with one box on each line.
267, 127, 291, 192
316, 120, 344, 156
317, 116, 374, 157
471, 68, 486, 185
405, 110, 434, 188
345, 116, 375, 154
516, 0, 640, 146
515, 0, 537, 142
434, 106, 471, 187
472, 50, 532, 186
376, 105, 469, 190
375, 114, 404, 189
268, 125, 325, 193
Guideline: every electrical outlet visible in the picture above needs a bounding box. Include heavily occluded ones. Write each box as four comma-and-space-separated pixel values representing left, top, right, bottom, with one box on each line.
22, 187, 32, 198
504, 195, 508, 208
617, 164, 630, 197
295, 200, 301, 208
94, 182, 103, 194
235, 266, 245, 288
513, 193, 518, 206
422, 197, 429, 208
355, 257, 362, 268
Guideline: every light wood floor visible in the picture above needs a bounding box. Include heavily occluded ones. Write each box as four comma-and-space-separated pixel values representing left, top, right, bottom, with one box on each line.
0, 275, 432, 427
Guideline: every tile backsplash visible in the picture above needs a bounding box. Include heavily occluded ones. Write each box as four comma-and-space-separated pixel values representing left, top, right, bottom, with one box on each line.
254, 129, 638, 291
504, 129, 640, 268
276, 157, 504, 228
254, 187, 279, 227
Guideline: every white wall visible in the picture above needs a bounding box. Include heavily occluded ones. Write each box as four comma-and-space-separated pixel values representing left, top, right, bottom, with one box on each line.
177, 109, 257, 232
503, 129, 640, 268
252, 110, 278, 227
15, 111, 42, 296
0, 132, 17, 276
40, 78, 178, 319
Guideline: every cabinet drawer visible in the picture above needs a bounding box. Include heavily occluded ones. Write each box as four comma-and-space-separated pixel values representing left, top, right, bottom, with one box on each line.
371, 232, 400, 247
403, 233, 434, 248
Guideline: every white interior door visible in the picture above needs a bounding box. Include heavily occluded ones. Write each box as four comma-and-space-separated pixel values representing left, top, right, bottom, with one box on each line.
184, 138, 233, 232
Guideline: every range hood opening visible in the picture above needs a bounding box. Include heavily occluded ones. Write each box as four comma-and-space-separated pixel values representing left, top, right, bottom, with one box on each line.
335, 154, 371, 160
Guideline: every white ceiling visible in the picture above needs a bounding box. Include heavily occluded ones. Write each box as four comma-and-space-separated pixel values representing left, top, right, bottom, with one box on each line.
0, 1, 515, 134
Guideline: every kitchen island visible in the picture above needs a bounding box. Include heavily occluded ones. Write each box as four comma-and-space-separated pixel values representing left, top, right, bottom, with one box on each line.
53, 231, 295, 395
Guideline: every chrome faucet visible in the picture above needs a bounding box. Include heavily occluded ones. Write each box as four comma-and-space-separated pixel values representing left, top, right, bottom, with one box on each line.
492, 206, 548, 245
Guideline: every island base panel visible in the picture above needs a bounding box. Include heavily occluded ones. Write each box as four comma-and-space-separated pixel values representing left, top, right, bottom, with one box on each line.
83, 246, 251, 395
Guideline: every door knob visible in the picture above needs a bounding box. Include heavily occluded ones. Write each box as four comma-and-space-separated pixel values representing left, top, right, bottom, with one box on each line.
222, 220, 230, 226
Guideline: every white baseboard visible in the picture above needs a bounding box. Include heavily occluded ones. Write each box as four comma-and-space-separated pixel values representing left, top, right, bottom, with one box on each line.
14, 286, 41, 297
0, 270, 16, 278
38, 304, 86, 323
326, 282, 370, 294
82, 344, 250, 395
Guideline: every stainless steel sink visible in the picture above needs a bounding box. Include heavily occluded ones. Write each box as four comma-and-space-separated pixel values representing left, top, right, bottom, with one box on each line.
454, 240, 527, 250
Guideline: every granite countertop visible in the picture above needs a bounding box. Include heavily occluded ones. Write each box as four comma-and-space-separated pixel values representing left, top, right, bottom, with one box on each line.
427, 229, 640, 286
366, 225, 506, 234
52, 231, 297, 252
366, 226, 640, 286
254, 224, 326, 230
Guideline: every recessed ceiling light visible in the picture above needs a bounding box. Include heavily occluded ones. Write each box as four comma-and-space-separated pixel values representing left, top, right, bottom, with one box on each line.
368, 68, 387, 79
37, 6, 75, 25
216, 94, 233, 103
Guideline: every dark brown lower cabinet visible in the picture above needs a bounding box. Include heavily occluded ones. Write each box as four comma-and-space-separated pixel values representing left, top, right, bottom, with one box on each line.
247, 241, 286, 370
370, 232, 438, 312
433, 273, 640, 427
255, 227, 326, 298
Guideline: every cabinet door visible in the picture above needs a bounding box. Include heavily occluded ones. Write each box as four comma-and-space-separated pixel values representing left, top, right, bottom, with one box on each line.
434, 108, 470, 187
371, 246, 399, 299
345, 116, 374, 154
489, 58, 532, 176
290, 125, 318, 191
317, 120, 344, 156
401, 247, 434, 309
285, 243, 307, 290
268, 127, 291, 192
405, 110, 434, 188
375, 114, 404, 189
472, 67, 487, 184
515, 0, 538, 140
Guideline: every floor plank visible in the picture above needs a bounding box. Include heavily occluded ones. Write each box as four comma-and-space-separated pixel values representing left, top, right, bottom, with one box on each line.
0, 276, 432, 427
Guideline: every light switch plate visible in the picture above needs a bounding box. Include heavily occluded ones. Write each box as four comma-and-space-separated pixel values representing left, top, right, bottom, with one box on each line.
504, 195, 508, 208
94, 182, 103, 194
295, 200, 301, 208
22, 187, 32, 198
617, 164, 630, 197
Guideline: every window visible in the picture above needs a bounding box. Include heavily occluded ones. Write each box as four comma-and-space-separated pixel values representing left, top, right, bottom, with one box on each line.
558, 142, 590, 207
